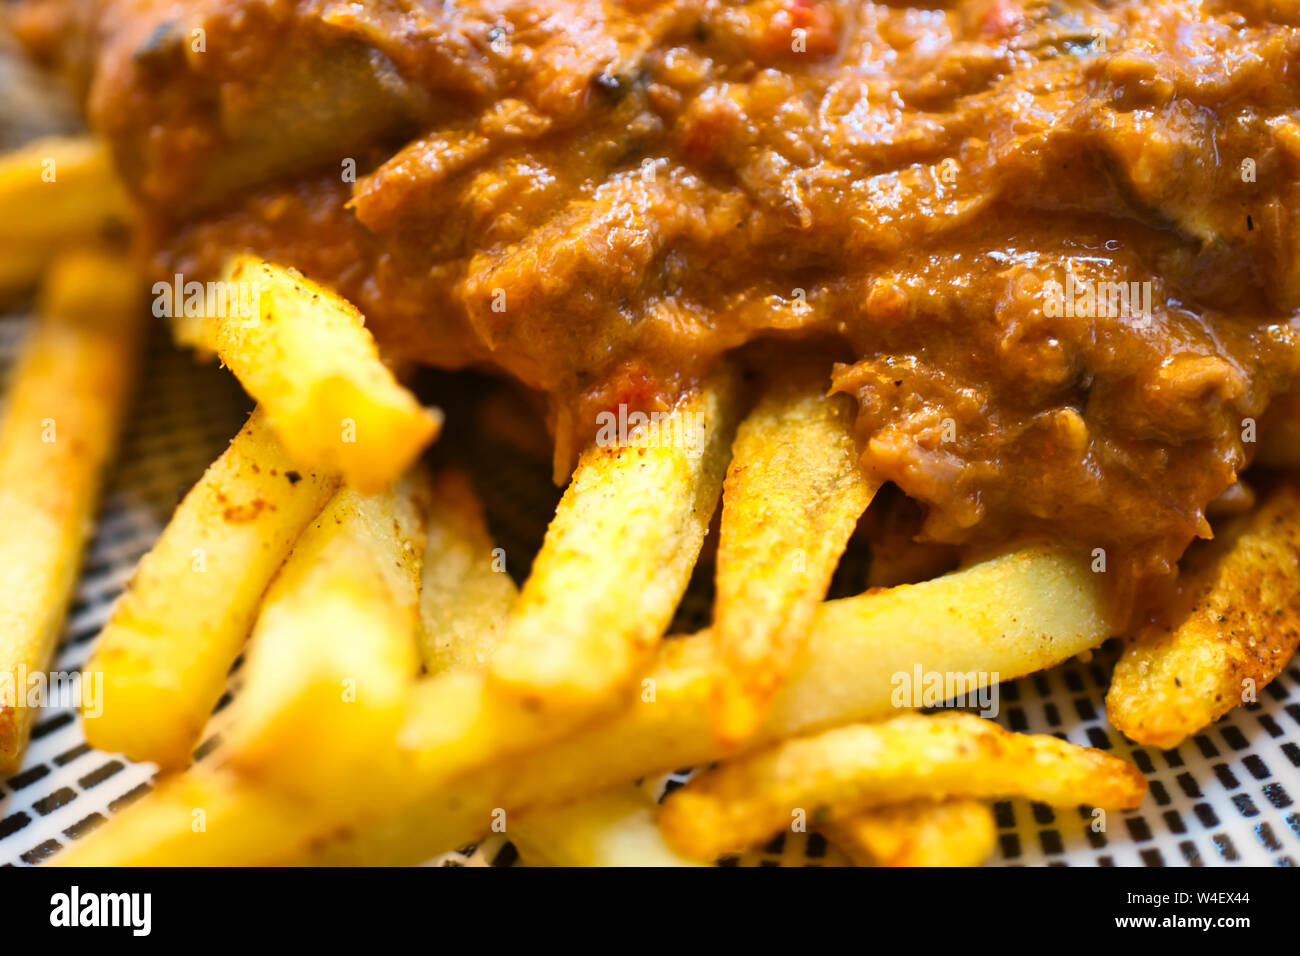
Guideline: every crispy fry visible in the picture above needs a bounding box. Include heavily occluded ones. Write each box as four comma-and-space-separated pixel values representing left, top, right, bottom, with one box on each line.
51, 765, 318, 867
224, 477, 426, 798
195, 256, 441, 492
821, 799, 996, 867
417, 468, 518, 673
712, 366, 876, 744
656, 713, 1146, 860
1106, 481, 1300, 748
83, 408, 338, 767
0, 136, 132, 295
337, 372, 745, 798
414, 484, 691, 867
0, 249, 143, 772
412, 497, 683, 866
58, 545, 1112, 865
0, 241, 58, 305
488, 366, 742, 710
511, 786, 704, 867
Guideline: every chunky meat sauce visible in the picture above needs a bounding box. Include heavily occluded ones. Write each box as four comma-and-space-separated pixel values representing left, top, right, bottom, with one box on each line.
17, 0, 1300, 600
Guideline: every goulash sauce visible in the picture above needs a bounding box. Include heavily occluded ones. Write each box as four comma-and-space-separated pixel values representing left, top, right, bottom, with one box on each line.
15, 0, 1300, 609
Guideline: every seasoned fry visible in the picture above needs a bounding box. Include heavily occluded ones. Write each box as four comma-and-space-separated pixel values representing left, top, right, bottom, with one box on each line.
58, 545, 1113, 865
488, 366, 742, 711
0, 249, 143, 772
512, 786, 704, 867
821, 800, 996, 867
224, 477, 426, 798
412, 497, 684, 866
1106, 481, 1300, 748
417, 468, 518, 673
345, 370, 746, 795
51, 766, 319, 867
0, 136, 132, 295
1256, 394, 1300, 468
195, 256, 441, 493
83, 408, 338, 768
655, 713, 1146, 861
712, 366, 876, 744
0, 242, 58, 305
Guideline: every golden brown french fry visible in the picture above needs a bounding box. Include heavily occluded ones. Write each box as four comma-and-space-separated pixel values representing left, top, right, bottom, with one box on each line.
196, 256, 441, 492
712, 367, 876, 745
52, 766, 315, 867
0, 241, 59, 305
0, 137, 131, 241
417, 468, 517, 673
1106, 481, 1300, 748
0, 249, 143, 772
83, 408, 338, 768
58, 545, 1112, 865
54, 544, 1113, 865
360, 371, 745, 792
511, 786, 704, 867
656, 713, 1146, 861
822, 800, 996, 867
225, 477, 426, 799
488, 366, 741, 710
0, 138, 133, 294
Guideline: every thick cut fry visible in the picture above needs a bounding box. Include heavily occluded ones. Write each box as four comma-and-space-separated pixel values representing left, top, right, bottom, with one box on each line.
412, 485, 685, 867
225, 478, 426, 799
0, 137, 133, 294
196, 256, 441, 492
417, 468, 518, 673
0, 249, 142, 772
1107, 481, 1300, 748
656, 713, 1146, 860
512, 786, 704, 867
55, 546, 1114, 864
0, 137, 131, 241
822, 800, 996, 867
83, 408, 338, 768
489, 366, 741, 710
0, 242, 59, 305
712, 367, 876, 744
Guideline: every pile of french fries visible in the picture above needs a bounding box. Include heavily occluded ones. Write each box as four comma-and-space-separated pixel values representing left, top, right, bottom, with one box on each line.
5, 133, 1299, 867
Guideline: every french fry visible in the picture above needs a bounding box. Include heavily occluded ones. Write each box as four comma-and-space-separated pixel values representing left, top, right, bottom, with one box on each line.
417, 468, 518, 673
196, 255, 441, 492
488, 366, 742, 710
712, 366, 876, 745
821, 800, 996, 867
349, 371, 745, 794
83, 408, 338, 768
1106, 481, 1300, 748
0, 242, 58, 305
511, 786, 704, 867
224, 477, 426, 799
400, 479, 690, 868
413, 483, 690, 867
0, 136, 133, 295
52, 765, 319, 867
409, 487, 685, 866
655, 713, 1146, 861
0, 249, 143, 772
57, 545, 1113, 865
